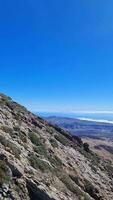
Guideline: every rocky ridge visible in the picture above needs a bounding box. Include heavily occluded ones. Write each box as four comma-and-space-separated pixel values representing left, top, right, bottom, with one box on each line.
0, 94, 113, 200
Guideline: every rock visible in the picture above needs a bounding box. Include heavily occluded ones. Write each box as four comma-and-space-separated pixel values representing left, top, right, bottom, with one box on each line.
7, 163, 22, 179
2, 183, 9, 193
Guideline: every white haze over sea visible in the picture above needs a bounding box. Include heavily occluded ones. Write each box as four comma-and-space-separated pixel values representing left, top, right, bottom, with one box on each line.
38, 111, 113, 124
78, 118, 113, 124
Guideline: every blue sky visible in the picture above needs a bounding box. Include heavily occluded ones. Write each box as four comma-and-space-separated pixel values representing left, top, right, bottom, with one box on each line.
0, 0, 113, 112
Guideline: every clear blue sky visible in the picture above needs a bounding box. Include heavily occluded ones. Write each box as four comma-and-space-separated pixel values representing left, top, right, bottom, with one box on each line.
0, 0, 113, 112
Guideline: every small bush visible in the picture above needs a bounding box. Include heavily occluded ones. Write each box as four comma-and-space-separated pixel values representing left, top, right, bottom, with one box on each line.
69, 174, 80, 186
29, 155, 53, 172
72, 135, 83, 146
0, 125, 13, 135
0, 135, 21, 159
58, 173, 92, 200
29, 132, 43, 146
8, 142, 21, 159
83, 143, 90, 152
48, 155, 62, 168
46, 126, 54, 135
34, 144, 62, 168
84, 179, 99, 199
54, 134, 69, 146
50, 138, 58, 148
33, 145, 48, 157
105, 164, 113, 177
0, 135, 8, 146
79, 148, 100, 168
59, 173, 82, 197
0, 160, 11, 186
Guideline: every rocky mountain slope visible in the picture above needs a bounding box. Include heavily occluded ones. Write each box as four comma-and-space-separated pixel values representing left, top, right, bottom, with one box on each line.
0, 94, 113, 200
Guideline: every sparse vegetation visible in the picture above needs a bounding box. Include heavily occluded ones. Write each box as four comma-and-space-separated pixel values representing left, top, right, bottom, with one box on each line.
83, 143, 90, 152
0, 160, 11, 186
104, 163, 113, 177
58, 173, 83, 198
33, 145, 48, 157
50, 138, 58, 148
0, 135, 8, 146
29, 132, 43, 146
79, 147, 100, 168
69, 174, 80, 186
0, 125, 13, 134
54, 133, 69, 146
48, 154, 62, 168
0, 135, 21, 159
46, 126, 55, 135
33, 143, 62, 168
29, 155, 53, 172
0, 93, 113, 200
72, 135, 83, 146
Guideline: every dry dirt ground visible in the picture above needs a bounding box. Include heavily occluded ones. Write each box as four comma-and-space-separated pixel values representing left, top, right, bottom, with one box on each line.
83, 138, 113, 163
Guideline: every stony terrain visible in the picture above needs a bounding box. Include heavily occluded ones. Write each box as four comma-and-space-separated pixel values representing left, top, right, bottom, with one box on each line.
0, 94, 113, 200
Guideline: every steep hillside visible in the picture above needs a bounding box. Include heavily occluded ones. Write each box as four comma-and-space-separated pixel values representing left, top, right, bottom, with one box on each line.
0, 94, 113, 200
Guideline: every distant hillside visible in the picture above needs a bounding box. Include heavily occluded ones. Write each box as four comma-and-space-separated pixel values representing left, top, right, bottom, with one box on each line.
46, 116, 113, 139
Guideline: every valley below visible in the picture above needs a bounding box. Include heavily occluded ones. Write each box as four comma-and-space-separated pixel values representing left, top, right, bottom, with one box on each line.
46, 116, 113, 139
46, 116, 113, 163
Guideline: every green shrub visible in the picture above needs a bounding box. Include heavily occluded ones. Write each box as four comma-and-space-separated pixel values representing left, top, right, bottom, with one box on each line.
8, 142, 21, 159
31, 128, 41, 134
79, 148, 100, 168
105, 163, 113, 177
59, 173, 82, 198
33, 145, 48, 157
54, 134, 69, 146
29, 155, 53, 172
69, 174, 80, 186
46, 126, 54, 135
58, 173, 92, 200
50, 138, 58, 148
0, 135, 8, 146
29, 132, 43, 146
0, 125, 13, 135
72, 135, 83, 146
33, 144, 62, 168
84, 179, 99, 199
48, 155, 62, 168
0, 160, 11, 186
84, 194, 92, 200
0, 135, 21, 159
84, 179, 95, 193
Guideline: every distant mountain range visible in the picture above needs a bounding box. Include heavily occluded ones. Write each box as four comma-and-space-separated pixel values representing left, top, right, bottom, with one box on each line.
46, 116, 113, 139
